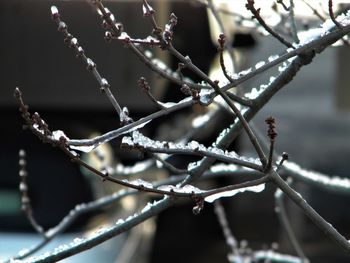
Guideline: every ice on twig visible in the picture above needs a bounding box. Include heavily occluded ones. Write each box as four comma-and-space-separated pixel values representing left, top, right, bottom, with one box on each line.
156, 184, 202, 194
129, 179, 154, 189
70, 143, 100, 153
255, 61, 266, 69
268, 54, 279, 62
284, 161, 350, 190
52, 130, 69, 141
51, 6, 59, 16
204, 184, 265, 203
158, 101, 177, 108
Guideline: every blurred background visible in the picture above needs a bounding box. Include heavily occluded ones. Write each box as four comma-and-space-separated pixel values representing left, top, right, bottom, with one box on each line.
0, 0, 350, 262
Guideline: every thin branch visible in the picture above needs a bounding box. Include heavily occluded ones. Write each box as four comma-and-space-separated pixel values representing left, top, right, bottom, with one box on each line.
329, 0, 343, 29
9, 166, 250, 261
64, 11, 350, 150
23, 197, 173, 263
167, 44, 267, 166
246, 0, 294, 48
138, 77, 166, 109
121, 131, 263, 171
93, 0, 208, 91
217, 34, 235, 83
67, 97, 195, 148
282, 161, 350, 195
275, 186, 308, 262
277, 0, 290, 12
207, 0, 237, 76
150, 153, 187, 175
50, 6, 130, 124
265, 117, 277, 171
214, 200, 240, 258
289, 0, 300, 43
269, 170, 350, 254
18, 149, 45, 236
221, 14, 350, 92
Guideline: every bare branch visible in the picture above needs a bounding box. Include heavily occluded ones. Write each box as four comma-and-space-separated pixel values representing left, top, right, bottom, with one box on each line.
329, 0, 343, 29
270, 170, 350, 254
246, 0, 294, 48
50, 6, 131, 125
275, 185, 309, 262
18, 149, 45, 236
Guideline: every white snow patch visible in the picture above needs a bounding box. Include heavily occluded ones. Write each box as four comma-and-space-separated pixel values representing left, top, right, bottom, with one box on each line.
204, 184, 265, 203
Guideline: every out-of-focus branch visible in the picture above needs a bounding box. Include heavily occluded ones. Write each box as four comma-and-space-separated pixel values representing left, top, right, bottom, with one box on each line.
18, 149, 45, 236
275, 186, 309, 262
329, 0, 343, 29
246, 0, 294, 48
270, 170, 350, 254
214, 200, 240, 259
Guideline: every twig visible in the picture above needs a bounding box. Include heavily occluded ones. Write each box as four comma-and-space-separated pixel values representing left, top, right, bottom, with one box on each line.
121, 131, 263, 171
214, 200, 240, 258
269, 170, 350, 254
329, 0, 343, 29
150, 153, 187, 175
246, 0, 294, 48
23, 197, 173, 263
276, 0, 290, 11
289, 0, 300, 43
265, 117, 277, 171
217, 34, 235, 83
93, 0, 208, 91
50, 6, 131, 125
207, 0, 237, 76
138, 77, 166, 109
221, 18, 350, 92
15, 87, 268, 203
275, 184, 309, 263
18, 149, 45, 236
67, 97, 195, 148
168, 44, 267, 166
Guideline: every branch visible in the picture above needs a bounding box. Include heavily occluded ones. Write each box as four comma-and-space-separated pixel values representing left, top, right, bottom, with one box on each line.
221, 13, 350, 92
329, 0, 343, 29
246, 0, 294, 48
50, 6, 131, 125
275, 186, 308, 262
214, 200, 240, 258
22, 197, 173, 263
121, 131, 263, 171
269, 170, 350, 254
18, 149, 45, 236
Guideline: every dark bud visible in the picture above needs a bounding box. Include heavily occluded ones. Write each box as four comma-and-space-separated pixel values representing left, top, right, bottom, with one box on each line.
218, 33, 226, 49
180, 84, 191, 96
58, 22, 67, 32
282, 152, 289, 161
191, 90, 200, 101
64, 33, 73, 44
265, 116, 277, 140
138, 77, 150, 91
104, 31, 113, 43
192, 199, 204, 215
101, 20, 109, 29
